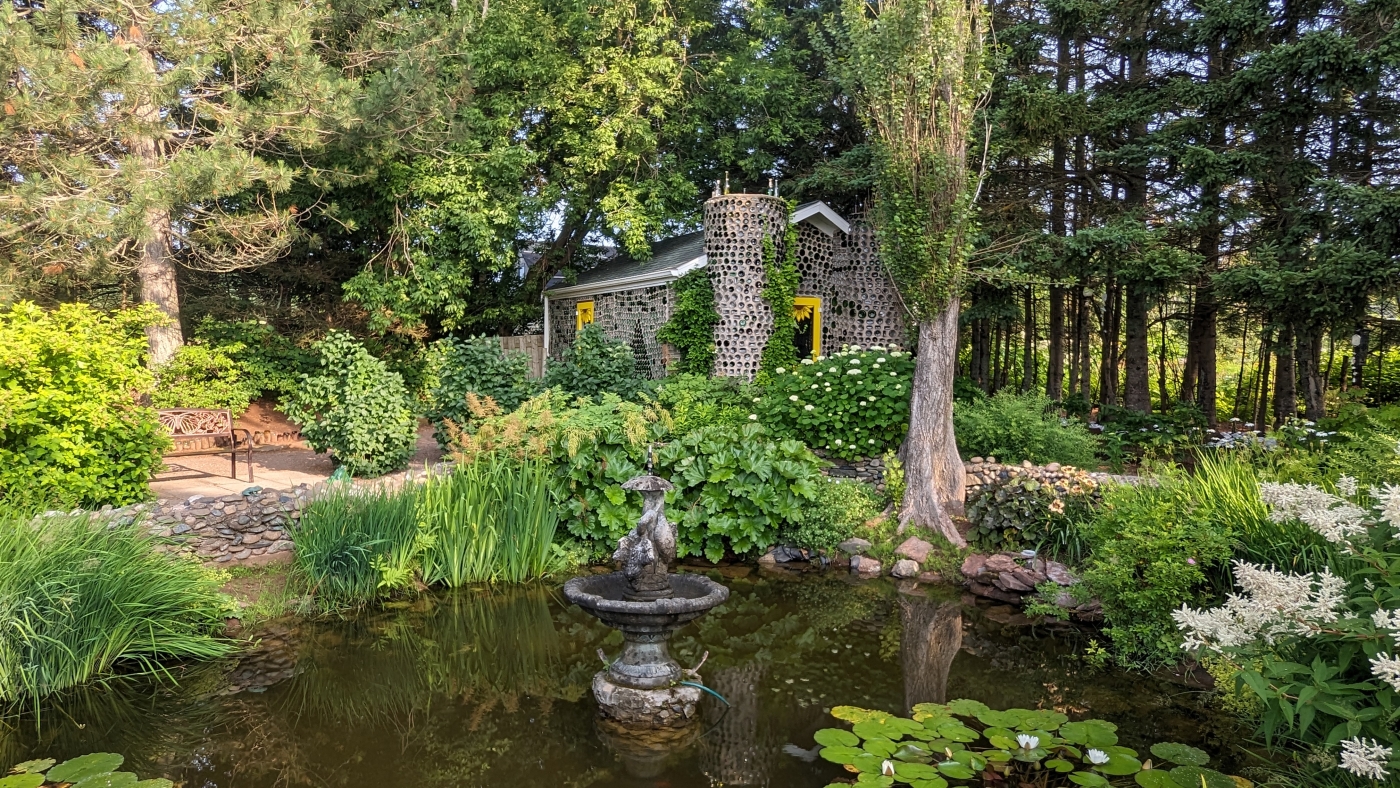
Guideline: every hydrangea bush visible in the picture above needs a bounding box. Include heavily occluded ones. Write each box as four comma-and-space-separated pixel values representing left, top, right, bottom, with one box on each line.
1174, 477, 1400, 781
757, 345, 914, 461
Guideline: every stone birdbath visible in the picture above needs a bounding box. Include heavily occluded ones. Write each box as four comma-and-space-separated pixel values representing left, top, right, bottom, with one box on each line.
562, 473, 729, 730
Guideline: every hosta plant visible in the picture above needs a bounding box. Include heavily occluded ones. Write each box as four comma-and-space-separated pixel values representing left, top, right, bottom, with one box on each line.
4, 752, 171, 787
967, 469, 1101, 562
812, 701, 1239, 788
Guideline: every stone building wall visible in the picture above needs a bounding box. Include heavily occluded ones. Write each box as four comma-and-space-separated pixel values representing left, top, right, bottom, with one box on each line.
705, 194, 789, 380
547, 286, 674, 379
828, 224, 907, 350
794, 222, 836, 354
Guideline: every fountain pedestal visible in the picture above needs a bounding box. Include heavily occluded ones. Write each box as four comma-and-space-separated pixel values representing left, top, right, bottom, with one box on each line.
562, 473, 729, 732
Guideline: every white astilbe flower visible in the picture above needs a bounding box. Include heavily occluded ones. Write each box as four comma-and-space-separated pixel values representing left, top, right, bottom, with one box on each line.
1173, 560, 1346, 651
1339, 737, 1391, 780
1374, 483, 1400, 532
1373, 609, 1400, 637
1258, 482, 1369, 543
1337, 475, 1358, 497
1370, 652, 1400, 692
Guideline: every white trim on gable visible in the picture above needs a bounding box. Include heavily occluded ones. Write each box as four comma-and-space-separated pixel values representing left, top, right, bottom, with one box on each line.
789, 201, 851, 236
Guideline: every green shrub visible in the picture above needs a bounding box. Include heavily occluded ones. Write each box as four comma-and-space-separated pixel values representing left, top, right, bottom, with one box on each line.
1075, 470, 1238, 668
966, 469, 1102, 563
0, 511, 233, 708
783, 476, 882, 552
1098, 403, 1209, 463
192, 318, 317, 399
292, 481, 423, 606
425, 335, 534, 448
653, 373, 751, 434
953, 391, 1099, 467
656, 269, 718, 375
757, 345, 915, 460
152, 343, 258, 416
660, 423, 824, 561
282, 332, 418, 477
0, 302, 168, 508
544, 324, 643, 399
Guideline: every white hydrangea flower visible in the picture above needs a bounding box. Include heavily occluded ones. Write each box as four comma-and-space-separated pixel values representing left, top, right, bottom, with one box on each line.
828, 367, 838, 373
789, 395, 799, 402
877, 357, 887, 363
847, 368, 861, 375
868, 439, 875, 444
811, 384, 818, 389
801, 358, 814, 365
804, 404, 814, 412
1370, 652, 1400, 692
1016, 734, 1039, 750
775, 367, 785, 374
835, 439, 843, 446
1339, 737, 1391, 780
1173, 560, 1346, 651
850, 345, 862, 352
1086, 749, 1109, 765
748, 414, 758, 421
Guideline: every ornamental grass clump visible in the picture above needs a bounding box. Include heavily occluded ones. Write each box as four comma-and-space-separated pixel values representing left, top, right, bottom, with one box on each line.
757, 345, 915, 461
0, 511, 233, 709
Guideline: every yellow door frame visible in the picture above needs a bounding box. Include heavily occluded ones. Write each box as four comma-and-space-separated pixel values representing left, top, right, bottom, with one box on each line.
793, 296, 822, 357
576, 300, 595, 330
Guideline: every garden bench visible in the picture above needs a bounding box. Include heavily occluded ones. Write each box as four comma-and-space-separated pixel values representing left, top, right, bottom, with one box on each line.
157, 408, 255, 482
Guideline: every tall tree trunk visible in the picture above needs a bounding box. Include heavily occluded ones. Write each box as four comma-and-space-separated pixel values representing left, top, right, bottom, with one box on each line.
1231, 322, 1250, 419
1273, 324, 1297, 426
1297, 327, 1325, 421
1122, 286, 1151, 412
1157, 301, 1171, 411
1077, 288, 1092, 399
132, 43, 183, 365
1022, 287, 1036, 392
1047, 287, 1065, 401
901, 300, 967, 545
1254, 326, 1273, 428
1099, 280, 1121, 407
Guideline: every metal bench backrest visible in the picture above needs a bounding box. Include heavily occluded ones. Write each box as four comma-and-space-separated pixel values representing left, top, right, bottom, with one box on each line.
159, 408, 234, 439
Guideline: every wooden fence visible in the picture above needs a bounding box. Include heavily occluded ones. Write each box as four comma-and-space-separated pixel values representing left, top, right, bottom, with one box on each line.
499, 334, 546, 378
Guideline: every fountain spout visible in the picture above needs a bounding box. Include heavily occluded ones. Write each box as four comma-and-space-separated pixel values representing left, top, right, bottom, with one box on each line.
614, 475, 675, 601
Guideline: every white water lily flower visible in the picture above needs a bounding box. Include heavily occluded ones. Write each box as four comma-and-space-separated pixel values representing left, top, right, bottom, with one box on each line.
1016, 734, 1040, 750
881, 760, 896, 777
1370, 652, 1400, 692
1339, 737, 1391, 780
1086, 749, 1110, 765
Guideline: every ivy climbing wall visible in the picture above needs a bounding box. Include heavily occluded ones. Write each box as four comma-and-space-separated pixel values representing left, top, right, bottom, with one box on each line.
705, 193, 789, 379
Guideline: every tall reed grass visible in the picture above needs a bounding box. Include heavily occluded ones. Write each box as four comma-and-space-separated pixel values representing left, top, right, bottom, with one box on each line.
292, 456, 562, 605
0, 511, 232, 710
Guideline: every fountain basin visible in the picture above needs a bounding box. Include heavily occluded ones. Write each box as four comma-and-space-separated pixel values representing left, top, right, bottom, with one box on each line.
564, 571, 729, 690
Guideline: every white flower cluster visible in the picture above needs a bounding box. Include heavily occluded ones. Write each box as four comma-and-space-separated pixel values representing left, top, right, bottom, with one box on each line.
1172, 560, 1346, 651
1339, 737, 1391, 780
1370, 652, 1400, 692
1373, 608, 1400, 636
1373, 482, 1400, 535
1258, 481, 1369, 544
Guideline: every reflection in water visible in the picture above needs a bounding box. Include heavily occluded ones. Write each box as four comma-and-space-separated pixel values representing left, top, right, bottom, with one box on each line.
0, 576, 1241, 787
900, 593, 963, 711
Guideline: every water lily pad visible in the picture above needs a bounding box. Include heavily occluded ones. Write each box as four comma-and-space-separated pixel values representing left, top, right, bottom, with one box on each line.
912, 703, 950, 721
895, 762, 942, 781
1097, 754, 1142, 776
988, 735, 1018, 751
950, 750, 987, 771
835, 707, 896, 724
894, 743, 934, 763
984, 750, 1013, 763
911, 779, 949, 788
1060, 721, 1119, 748
1018, 710, 1070, 731
9, 760, 54, 775
946, 699, 991, 717
1106, 745, 1140, 758
936, 761, 976, 779
74, 773, 138, 788
935, 722, 979, 742
0, 775, 44, 788
1169, 766, 1235, 788
855, 775, 895, 788
821, 746, 865, 765
854, 720, 907, 741
1150, 743, 1210, 767
1069, 772, 1111, 787
48, 754, 124, 784
852, 753, 886, 774
863, 738, 900, 758
1045, 758, 1076, 773
981, 726, 1017, 741
815, 728, 860, 748
977, 709, 1026, 728
1013, 747, 1051, 763
1135, 771, 1180, 788
132, 782, 174, 788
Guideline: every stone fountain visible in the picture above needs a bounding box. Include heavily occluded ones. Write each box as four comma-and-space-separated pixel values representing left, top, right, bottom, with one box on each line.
563, 473, 729, 731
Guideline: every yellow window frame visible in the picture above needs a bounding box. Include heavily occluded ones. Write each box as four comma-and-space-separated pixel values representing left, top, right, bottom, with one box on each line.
793, 296, 822, 356
576, 300, 595, 330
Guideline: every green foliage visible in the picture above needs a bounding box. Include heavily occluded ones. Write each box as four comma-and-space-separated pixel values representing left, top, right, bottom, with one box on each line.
0, 303, 168, 508
656, 269, 719, 375
784, 477, 883, 552
292, 481, 424, 607
884, 450, 907, 513
151, 344, 256, 416
0, 511, 233, 708
425, 335, 534, 448
966, 470, 1102, 563
653, 373, 753, 435
758, 346, 915, 460
544, 325, 644, 400
758, 222, 801, 378
191, 319, 317, 400
954, 392, 1100, 468
660, 423, 825, 561
1075, 471, 1240, 668
1098, 405, 1210, 464
418, 458, 562, 587
2, 752, 172, 788
282, 332, 418, 477
813, 702, 1238, 787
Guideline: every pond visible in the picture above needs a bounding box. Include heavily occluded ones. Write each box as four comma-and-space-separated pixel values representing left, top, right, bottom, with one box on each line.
0, 571, 1243, 786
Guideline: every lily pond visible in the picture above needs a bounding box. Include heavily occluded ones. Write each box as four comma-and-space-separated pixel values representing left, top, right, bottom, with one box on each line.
0, 572, 1242, 786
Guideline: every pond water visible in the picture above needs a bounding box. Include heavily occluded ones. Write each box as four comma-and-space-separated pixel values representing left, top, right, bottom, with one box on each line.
0, 571, 1243, 787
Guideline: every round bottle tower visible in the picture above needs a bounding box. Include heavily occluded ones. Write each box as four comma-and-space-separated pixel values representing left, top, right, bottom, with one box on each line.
703, 193, 788, 380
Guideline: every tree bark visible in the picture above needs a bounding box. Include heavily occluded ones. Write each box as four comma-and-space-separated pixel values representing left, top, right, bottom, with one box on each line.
131, 41, 183, 365
1297, 327, 1325, 421
1254, 326, 1273, 428
1122, 285, 1151, 412
1273, 324, 1296, 426
1077, 288, 1093, 398
901, 299, 967, 545
901, 597, 963, 712
1047, 286, 1065, 400
1022, 287, 1036, 393
1099, 280, 1121, 407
